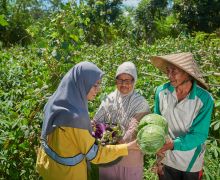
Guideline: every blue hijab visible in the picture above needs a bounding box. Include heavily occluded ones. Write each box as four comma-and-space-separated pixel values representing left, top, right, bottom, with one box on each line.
41, 61, 104, 140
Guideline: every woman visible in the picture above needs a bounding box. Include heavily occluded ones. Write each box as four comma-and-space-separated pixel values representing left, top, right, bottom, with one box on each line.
36, 61, 138, 180
150, 52, 214, 180
94, 62, 150, 180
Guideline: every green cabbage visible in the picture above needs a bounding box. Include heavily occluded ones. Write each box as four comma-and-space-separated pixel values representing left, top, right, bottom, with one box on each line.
137, 114, 168, 154
138, 114, 168, 134
137, 124, 166, 154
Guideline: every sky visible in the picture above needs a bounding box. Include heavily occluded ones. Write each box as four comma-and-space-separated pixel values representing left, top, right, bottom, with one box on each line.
123, 0, 141, 7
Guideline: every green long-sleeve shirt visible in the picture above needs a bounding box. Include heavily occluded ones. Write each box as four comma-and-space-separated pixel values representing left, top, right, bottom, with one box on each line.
154, 81, 214, 172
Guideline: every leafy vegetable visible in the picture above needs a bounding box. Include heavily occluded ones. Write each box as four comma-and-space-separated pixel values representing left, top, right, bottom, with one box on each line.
138, 114, 168, 134
91, 121, 124, 145
137, 114, 169, 154
92, 122, 106, 139
137, 124, 166, 154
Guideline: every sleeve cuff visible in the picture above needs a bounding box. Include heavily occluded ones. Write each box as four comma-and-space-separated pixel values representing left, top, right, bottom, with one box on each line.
115, 144, 128, 156
173, 138, 181, 150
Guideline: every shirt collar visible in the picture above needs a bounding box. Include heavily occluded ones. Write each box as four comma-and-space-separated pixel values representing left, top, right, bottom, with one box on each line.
167, 82, 175, 93
167, 80, 197, 100
188, 80, 197, 99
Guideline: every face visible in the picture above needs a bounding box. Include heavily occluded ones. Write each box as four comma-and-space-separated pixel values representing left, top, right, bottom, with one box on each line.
116, 73, 134, 95
166, 65, 190, 87
87, 79, 101, 101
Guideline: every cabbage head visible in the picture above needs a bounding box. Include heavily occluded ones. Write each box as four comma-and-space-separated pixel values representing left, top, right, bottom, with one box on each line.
137, 124, 166, 154
138, 114, 168, 134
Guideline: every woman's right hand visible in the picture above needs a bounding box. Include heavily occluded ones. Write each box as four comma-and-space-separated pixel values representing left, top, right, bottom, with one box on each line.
127, 140, 139, 150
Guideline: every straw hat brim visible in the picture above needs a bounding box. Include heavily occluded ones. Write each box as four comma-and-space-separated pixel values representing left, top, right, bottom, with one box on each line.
150, 55, 209, 89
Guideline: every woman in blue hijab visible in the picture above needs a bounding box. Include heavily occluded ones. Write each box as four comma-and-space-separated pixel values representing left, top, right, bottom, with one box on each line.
36, 61, 138, 180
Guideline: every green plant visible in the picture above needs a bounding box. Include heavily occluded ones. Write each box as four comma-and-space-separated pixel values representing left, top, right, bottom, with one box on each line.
0, 33, 219, 179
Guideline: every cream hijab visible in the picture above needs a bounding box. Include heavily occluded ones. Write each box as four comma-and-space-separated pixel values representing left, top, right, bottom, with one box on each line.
94, 62, 149, 128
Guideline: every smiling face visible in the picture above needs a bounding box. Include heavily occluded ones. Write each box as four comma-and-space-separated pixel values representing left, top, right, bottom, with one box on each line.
166, 64, 191, 88
87, 79, 102, 101
116, 73, 134, 95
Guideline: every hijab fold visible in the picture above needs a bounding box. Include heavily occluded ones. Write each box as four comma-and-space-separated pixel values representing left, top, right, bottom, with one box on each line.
41, 61, 104, 140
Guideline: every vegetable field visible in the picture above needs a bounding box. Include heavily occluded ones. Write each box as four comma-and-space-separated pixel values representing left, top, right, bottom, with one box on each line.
1, 34, 219, 180
0, 1, 220, 179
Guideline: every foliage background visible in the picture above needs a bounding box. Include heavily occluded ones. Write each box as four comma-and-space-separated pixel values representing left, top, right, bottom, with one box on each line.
0, 0, 220, 179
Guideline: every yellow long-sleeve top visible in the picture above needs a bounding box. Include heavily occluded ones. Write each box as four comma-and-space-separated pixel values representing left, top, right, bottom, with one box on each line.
36, 127, 128, 180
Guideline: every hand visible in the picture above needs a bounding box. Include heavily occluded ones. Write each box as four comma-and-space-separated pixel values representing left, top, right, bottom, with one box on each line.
152, 154, 164, 175
91, 120, 96, 126
118, 139, 124, 144
127, 140, 139, 150
157, 138, 173, 154
152, 162, 164, 175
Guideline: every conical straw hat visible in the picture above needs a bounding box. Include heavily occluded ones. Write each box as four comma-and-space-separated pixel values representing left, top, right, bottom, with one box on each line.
150, 52, 208, 89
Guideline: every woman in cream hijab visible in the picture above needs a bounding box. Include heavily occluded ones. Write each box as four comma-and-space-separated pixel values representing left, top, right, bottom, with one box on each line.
94, 62, 150, 180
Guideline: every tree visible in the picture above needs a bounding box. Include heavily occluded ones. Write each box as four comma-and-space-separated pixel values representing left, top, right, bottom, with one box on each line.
173, 0, 220, 33
0, 0, 46, 46
82, 0, 123, 44
135, 0, 168, 43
